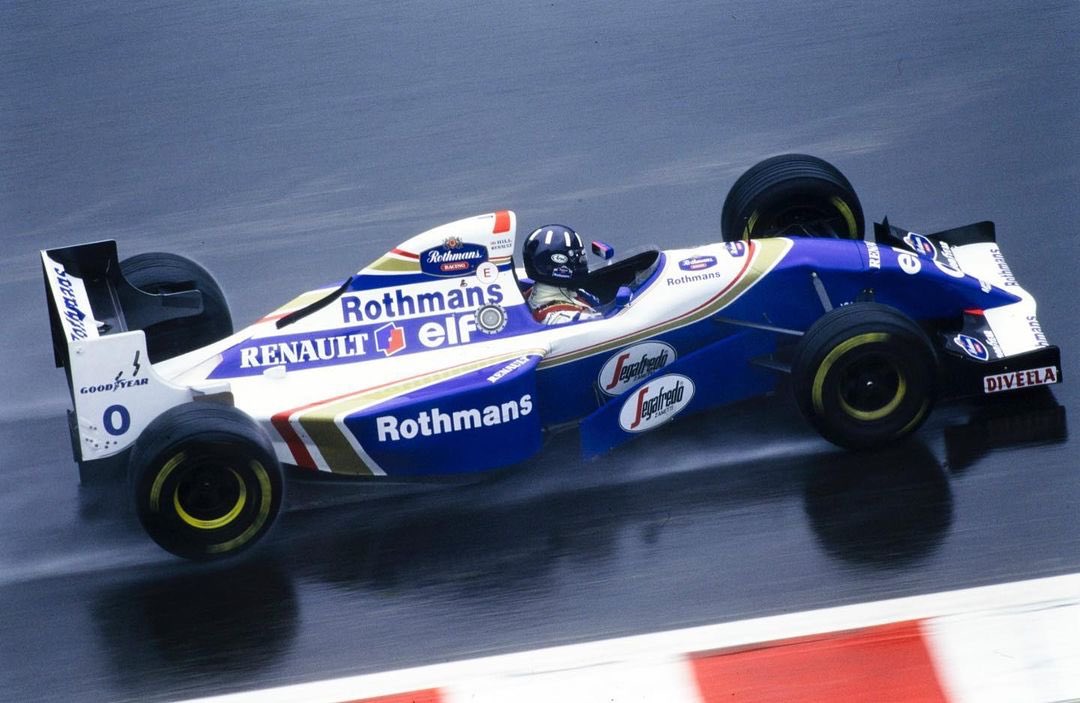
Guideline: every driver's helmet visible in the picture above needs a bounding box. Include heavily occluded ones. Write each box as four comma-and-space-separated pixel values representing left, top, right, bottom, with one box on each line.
523, 224, 588, 286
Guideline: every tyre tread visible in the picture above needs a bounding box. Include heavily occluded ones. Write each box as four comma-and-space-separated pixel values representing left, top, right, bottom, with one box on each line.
721, 154, 864, 241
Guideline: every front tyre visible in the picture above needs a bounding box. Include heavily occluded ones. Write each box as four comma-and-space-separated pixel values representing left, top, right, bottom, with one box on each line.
129, 403, 283, 560
721, 153, 864, 241
792, 304, 937, 449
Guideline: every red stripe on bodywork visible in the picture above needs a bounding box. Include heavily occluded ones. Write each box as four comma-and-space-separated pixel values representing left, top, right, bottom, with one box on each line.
689, 620, 947, 703
344, 689, 444, 703
493, 210, 511, 233
390, 248, 419, 260
271, 411, 318, 470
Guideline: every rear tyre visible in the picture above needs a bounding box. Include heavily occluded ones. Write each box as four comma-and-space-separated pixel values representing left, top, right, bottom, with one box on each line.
721, 154, 864, 241
121, 253, 233, 362
792, 303, 937, 449
129, 403, 283, 560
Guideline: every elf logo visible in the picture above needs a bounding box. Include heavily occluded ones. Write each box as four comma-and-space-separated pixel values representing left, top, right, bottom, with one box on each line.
598, 341, 676, 396
618, 374, 695, 432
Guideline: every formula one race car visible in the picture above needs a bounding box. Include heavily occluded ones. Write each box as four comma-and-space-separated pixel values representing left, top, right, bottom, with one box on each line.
42, 154, 1062, 560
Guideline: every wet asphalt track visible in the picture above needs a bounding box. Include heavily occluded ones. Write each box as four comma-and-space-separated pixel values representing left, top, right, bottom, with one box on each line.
1, 1, 1078, 700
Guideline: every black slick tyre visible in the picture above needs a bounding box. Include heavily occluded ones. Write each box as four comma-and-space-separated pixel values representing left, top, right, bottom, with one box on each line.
129, 403, 284, 560
792, 303, 937, 449
121, 252, 233, 362
721, 154, 864, 241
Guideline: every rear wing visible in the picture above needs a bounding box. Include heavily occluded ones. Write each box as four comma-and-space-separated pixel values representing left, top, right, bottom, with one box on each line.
41, 242, 210, 467
41, 240, 203, 369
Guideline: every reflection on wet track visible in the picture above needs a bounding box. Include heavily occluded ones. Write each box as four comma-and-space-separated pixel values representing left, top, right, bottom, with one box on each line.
94, 562, 299, 692
803, 441, 953, 569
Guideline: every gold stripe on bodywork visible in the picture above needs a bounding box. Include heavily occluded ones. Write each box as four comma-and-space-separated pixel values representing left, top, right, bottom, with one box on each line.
300, 417, 373, 475
540, 238, 793, 369
367, 256, 421, 273
297, 349, 545, 475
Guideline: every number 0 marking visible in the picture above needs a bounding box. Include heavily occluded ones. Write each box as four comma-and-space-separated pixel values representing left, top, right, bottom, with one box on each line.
103, 405, 131, 436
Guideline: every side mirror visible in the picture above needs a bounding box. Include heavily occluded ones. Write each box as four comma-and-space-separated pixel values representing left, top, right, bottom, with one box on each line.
614, 285, 633, 308
591, 240, 615, 260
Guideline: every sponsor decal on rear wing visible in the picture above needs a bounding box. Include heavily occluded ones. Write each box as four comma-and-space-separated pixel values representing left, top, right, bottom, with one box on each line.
41, 252, 101, 345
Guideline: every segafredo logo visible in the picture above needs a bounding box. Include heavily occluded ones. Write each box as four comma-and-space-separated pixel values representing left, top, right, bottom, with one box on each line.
598, 341, 675, 396
724, 241, 747, 257
678, 255, 717, 272
618, 374, 695, 432
419, 241, 488, 277
954, 334, 989, 361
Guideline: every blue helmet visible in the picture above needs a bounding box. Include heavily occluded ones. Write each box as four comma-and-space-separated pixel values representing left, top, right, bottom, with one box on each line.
523, 225, 588, 286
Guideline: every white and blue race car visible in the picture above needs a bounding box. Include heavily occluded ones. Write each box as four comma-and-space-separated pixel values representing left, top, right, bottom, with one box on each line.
42, 154, 1062, 559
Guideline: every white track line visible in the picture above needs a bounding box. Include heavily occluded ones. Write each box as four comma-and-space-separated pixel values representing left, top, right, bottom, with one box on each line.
181, 571, 1080, 703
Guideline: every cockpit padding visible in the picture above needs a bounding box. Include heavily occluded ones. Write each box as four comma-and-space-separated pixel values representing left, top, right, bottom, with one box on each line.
582, 250, 661, 303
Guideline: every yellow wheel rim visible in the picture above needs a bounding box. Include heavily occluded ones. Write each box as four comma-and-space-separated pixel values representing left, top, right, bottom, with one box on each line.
838, 373, 906, 420
208, 461, 274, 554
149, 452, 185, 513
813, 333, 908, 420
174, 467, 247, 530
829, 196, 859, 238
